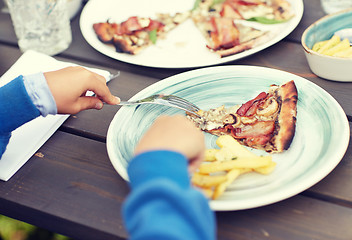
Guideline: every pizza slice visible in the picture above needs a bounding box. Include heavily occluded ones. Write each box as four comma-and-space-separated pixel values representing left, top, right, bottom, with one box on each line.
188, 80, 298, 153
93, 12, 190, 55
192, 14, 268, 57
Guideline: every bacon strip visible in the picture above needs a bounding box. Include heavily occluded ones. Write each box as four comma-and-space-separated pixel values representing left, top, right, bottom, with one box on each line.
120, 16, 143, 34
220, 0, 260, 19
93, 17, 165, 41
236, 92, 267, 116
220, 0, 263, 20
147, 19, 165, 32
209, 120, 275, 146
208, 17, 240, 50
227, 0, 262, 6
220, 3, 243, 19
246, 135, 272, 146
232, 121, 275, 138
93, 22, 119, 43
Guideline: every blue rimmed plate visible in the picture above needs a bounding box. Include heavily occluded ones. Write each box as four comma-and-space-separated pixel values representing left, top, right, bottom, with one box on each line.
106, 66, 349, 211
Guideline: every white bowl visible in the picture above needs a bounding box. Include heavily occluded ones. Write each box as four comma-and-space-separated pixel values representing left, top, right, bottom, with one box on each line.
301, 9, 352, 82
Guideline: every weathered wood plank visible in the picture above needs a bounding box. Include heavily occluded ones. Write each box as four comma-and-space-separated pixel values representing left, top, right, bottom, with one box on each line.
0, 45, 22, 75
305, 122, 352, 206
286, 0, 326, 43
0, 132, 129, 240
1, 132, 352, 240
216, 195, 352, 240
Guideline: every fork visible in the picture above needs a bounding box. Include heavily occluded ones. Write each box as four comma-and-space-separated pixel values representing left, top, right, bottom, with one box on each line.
118, 94, 201, 117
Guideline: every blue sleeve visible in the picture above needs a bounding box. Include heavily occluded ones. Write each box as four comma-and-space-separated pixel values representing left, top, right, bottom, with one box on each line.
0, 76, 41, 158
122, 150, 216, 240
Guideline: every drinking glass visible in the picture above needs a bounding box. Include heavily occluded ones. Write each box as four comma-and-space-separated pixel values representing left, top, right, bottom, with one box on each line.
320, 0, 352, 14
6, 0, 72, 56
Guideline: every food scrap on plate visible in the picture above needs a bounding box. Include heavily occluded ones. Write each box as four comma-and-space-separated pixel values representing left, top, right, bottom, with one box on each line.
92, 0, 294, 57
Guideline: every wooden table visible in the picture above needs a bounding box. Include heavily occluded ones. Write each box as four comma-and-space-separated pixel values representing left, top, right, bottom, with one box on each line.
1, 1, 352, 239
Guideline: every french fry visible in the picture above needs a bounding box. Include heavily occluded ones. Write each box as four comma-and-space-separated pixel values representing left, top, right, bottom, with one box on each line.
213, 168, 242, 199
332, 46, 352, 58
317, 35, 340, 54
253, 161, 277, 175
200, 187, 214, 199
212, 167, 254, 199
322, 38, 350, 56
312, 35, 352, 58
199, 156, 272, 174
214, 147, 239, 161
204, 149, 219, 161
215, 135, 258, 158
216, 134, 238, 148
192, 135, 277, 200
191, 172, 227, 187
312, 40, 328, 52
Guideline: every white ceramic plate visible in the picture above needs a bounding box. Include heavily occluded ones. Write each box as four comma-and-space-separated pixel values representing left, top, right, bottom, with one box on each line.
80, 0, 303, 68
106, 66, 349, 211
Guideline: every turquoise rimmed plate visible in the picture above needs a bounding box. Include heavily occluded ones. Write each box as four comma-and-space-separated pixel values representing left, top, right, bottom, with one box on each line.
106, 66, 349, 211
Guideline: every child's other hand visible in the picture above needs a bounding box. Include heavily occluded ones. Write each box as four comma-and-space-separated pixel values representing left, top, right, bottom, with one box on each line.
44, 66, 119, 114
134, 115, 205, 173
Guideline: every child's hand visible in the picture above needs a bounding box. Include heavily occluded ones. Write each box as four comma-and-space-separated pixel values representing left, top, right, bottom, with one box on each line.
44, 66, 119, 114
134, 115, 205, 173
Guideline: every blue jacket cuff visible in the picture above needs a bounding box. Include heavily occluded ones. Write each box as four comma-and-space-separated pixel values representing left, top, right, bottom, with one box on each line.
128, 150, 190, 190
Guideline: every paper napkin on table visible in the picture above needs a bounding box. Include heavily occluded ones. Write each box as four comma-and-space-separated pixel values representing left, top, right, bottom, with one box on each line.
0, 50, 112, 181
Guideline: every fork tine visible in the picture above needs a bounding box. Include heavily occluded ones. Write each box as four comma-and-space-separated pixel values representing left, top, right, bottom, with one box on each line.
166, 99, 199, 112
166, 95, 200, 111
168, 105, 201, 117
118, 94, 202, 118
168, 95, 200, 108
157, 98, 200, 116
162, 97, 201, 117
165, 97, 201, 117
171, 102, 200, 113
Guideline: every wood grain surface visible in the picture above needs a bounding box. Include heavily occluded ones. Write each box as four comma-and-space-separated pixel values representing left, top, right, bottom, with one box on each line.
1, 0, 352, 239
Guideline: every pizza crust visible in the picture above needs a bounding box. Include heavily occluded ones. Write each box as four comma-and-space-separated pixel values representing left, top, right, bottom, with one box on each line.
272, 80, 298, 152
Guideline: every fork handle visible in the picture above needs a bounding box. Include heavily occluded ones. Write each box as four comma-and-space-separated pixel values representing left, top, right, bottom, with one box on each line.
117, 101, 142, 106
117, 101, 135, 105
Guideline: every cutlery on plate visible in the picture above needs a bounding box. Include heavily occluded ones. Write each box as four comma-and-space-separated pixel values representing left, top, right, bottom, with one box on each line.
118, 94, 201, 117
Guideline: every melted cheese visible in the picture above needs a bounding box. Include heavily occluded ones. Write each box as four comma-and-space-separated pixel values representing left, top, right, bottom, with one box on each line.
239, 5, 274, 19
189, 105, 240, 131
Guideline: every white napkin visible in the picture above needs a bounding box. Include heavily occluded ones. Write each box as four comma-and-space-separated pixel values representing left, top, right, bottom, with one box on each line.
0, 50, 112, 181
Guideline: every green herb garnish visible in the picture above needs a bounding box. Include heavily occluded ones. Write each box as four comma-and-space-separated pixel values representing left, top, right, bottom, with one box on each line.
246, 17, 287, 24
210, 0, 226, 8
192, 0, 201, 11
149, 29, 157, 44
